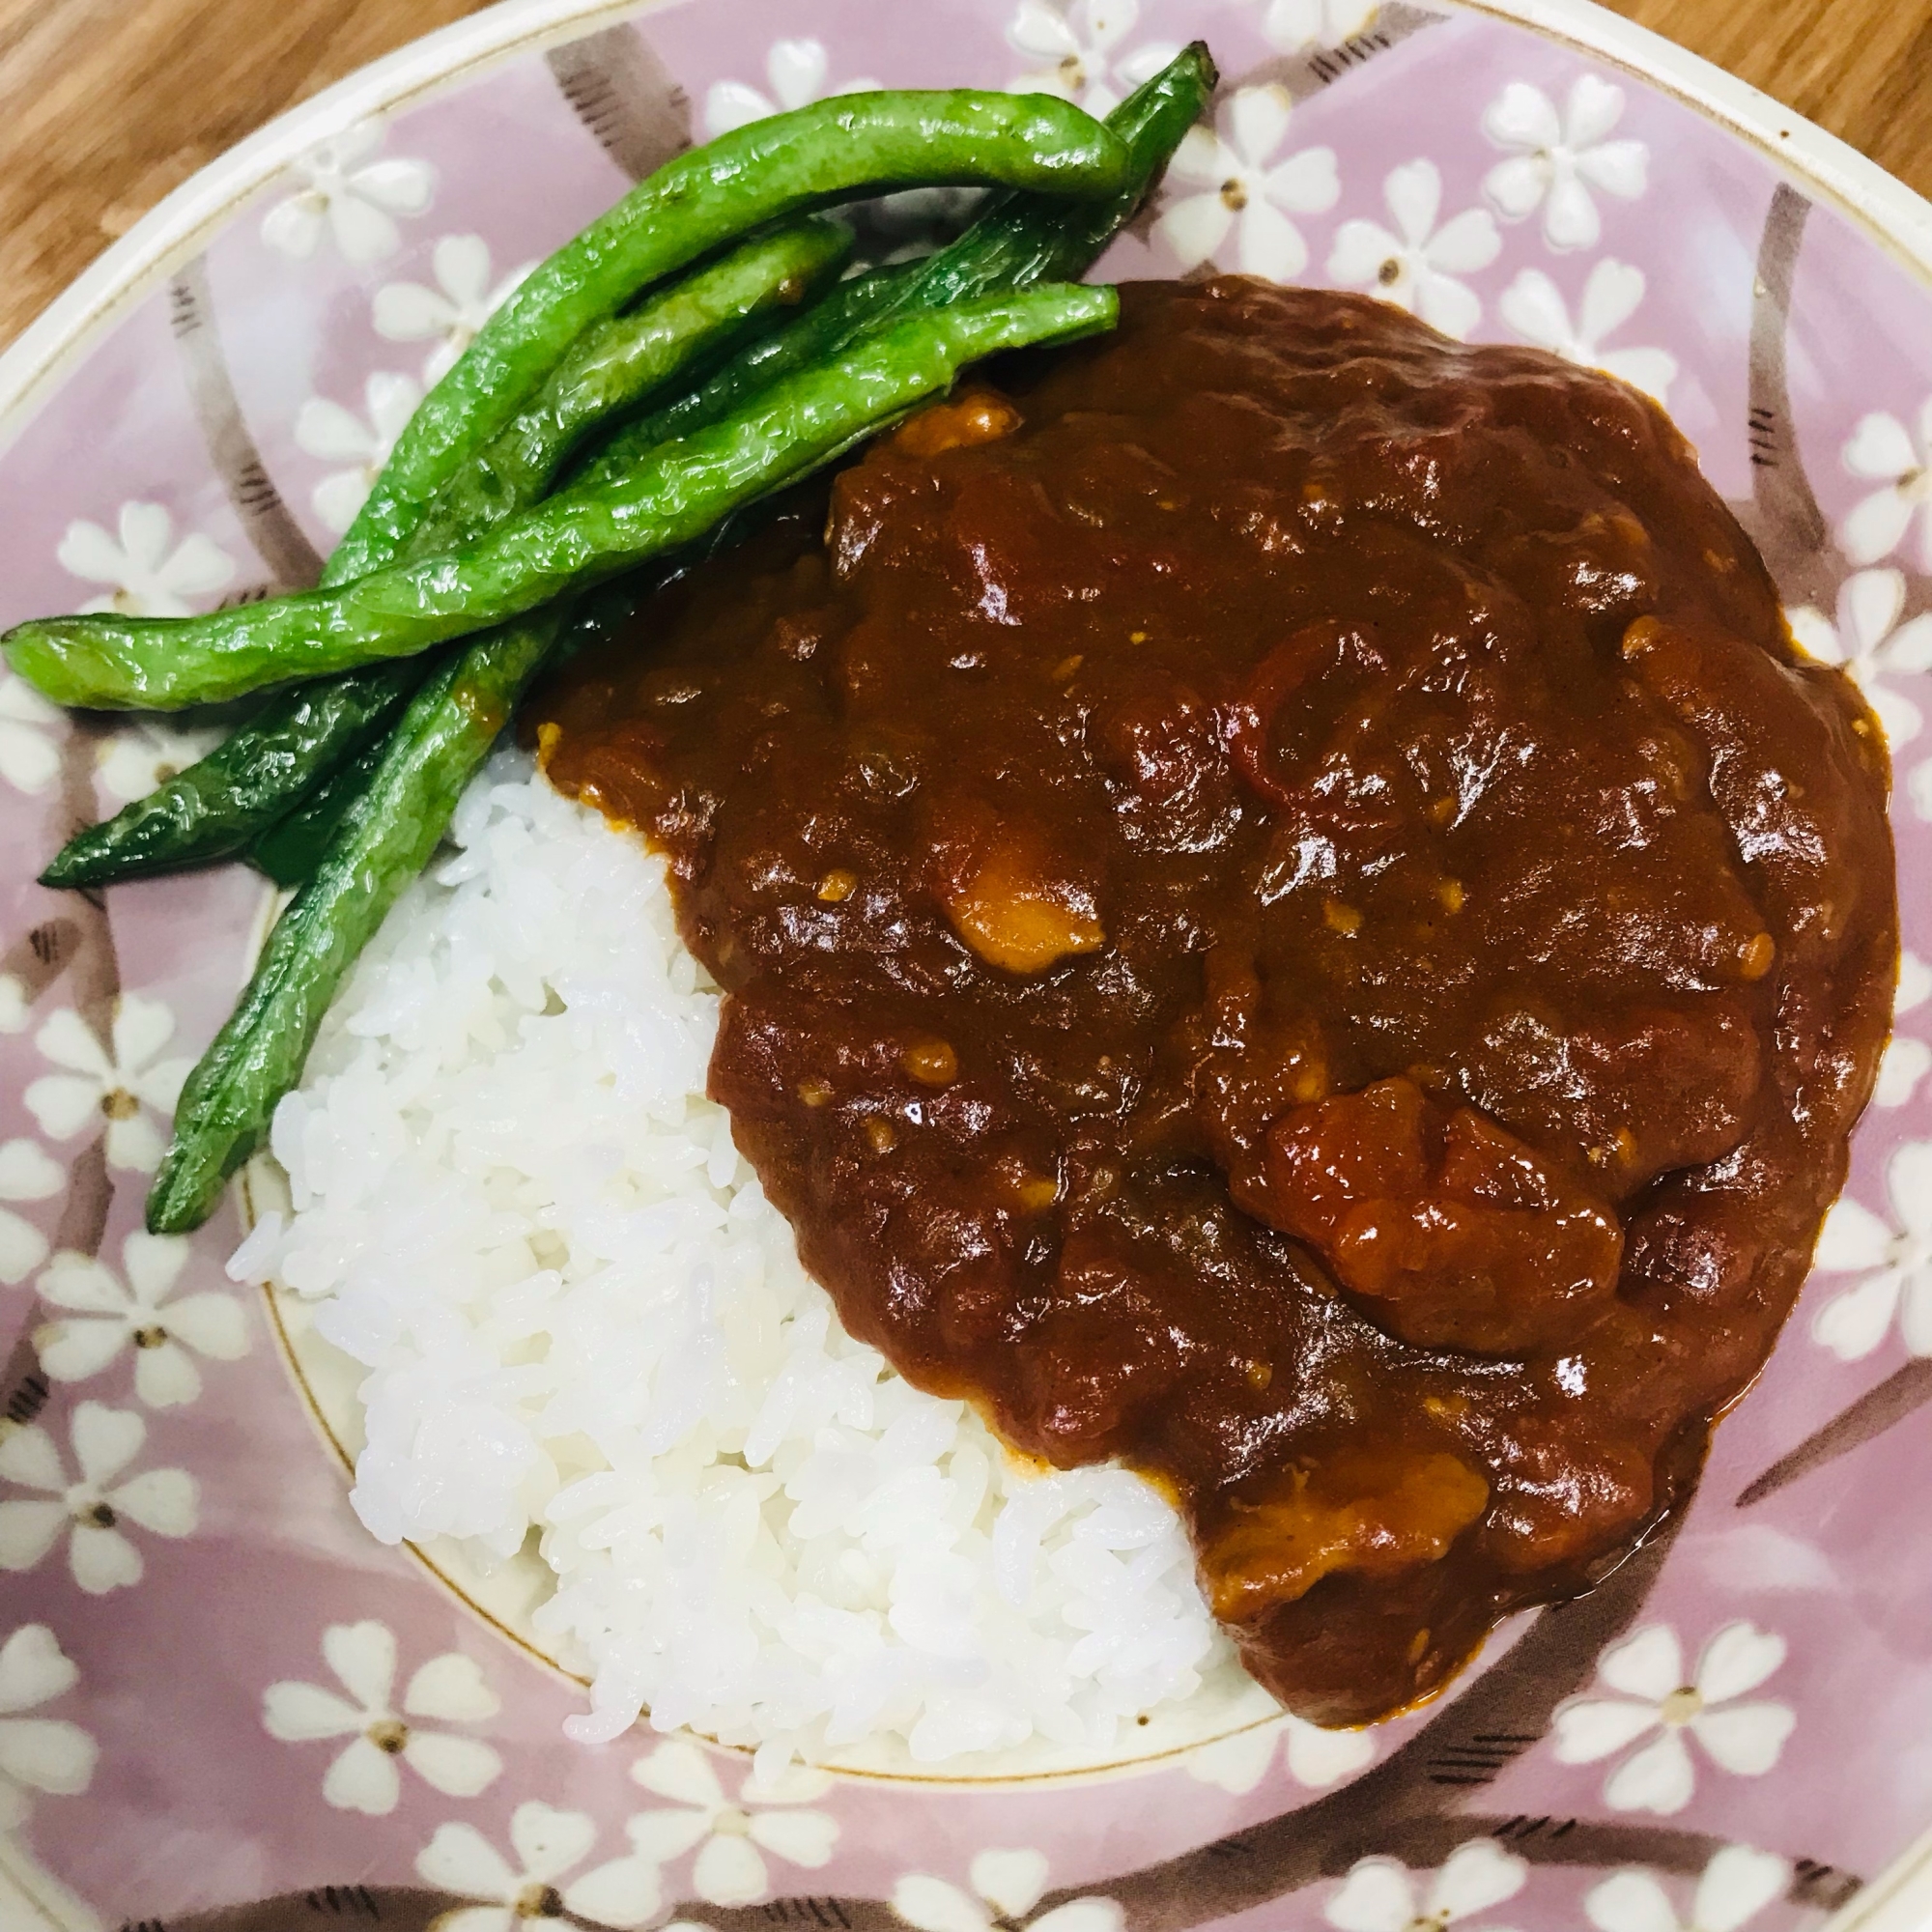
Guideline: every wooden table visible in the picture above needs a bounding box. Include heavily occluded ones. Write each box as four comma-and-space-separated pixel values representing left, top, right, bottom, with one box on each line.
0, 0, 1926, 349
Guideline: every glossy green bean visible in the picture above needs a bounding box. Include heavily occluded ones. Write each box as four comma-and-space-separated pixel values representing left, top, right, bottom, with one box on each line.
329, 90, 1129, 579
39, 222, 849, 886
578, 43, 1217, 488
413, 215, 852, 555
11, 285, 1119, 710
142, 282, 1121, 1230
145, 613, 561, 1234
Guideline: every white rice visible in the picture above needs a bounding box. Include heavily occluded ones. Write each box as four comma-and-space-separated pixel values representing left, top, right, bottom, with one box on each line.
230, 750, 1230, 1768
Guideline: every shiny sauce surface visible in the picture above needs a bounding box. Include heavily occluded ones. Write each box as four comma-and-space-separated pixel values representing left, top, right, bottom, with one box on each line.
534, 279, 1896, 1723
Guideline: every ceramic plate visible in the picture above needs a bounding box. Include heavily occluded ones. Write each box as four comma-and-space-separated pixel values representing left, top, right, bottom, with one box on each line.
2, 0, 1931, 1926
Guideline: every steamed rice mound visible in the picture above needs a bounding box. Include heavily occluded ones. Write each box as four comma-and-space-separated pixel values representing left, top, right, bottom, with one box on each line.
233, 751, 1229, 1766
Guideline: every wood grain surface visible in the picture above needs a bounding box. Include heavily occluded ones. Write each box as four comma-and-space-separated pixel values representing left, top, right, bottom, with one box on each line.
0, 0, 1926, 349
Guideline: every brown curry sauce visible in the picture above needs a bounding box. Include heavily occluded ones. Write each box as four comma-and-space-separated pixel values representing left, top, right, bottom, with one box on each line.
533, 279, 1897, 1725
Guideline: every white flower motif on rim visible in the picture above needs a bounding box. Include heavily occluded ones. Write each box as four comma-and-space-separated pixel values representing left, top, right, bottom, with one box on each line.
702, 39, 881, 139
1481, 74, 1648, 250
94, 717, 227, 806
1585, 1844, 1791, 1932
0, 975, 26, 1034
1187, 1713, 1376, 1794
1785, 567, 1932, 750
0, 1400, 198, 1594
261, 122, 435, 264
1838, 397, 1932, 572
0, 675, 62, 797
0, 1139, 62, 1289
895, 1847, 1122, 1932
1006, 0, 1179, 121
1551, 1621, 1794, 1814
417, 1801, 663, 1932
296, 372, 424, 535
1875, 1033, 1932, 1110
1155, 86, 1340, 282
263, 1621, 502, 1816
1327, 159, 1501, 340
1326, 1838, 1527, 1932
35, 1231, 248, 1407
25, 994, 193, 1175
0, 1624, 97, 1833
625, 1739, 838, 1908
1253, 0, 1380, 55
1879, 952, 1932, 1108
374, 236, 536, 387
1809, 1137, 1932, 1359
57, 501, 236, 617
1498, 259, 1677, 404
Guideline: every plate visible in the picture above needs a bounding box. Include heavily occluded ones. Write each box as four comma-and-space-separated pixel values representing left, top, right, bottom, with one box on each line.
2, 0, 1931, 1925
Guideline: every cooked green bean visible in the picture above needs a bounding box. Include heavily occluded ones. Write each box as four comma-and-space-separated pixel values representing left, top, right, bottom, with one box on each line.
412, 216, 851, 556
145, 613, 562, 1234
40, 669, 421, 888
144, 282, 1119, 1232
244, 734, 390, 889
329, 90, 1129, 579
579, 43, 1217, 489
41, 220, 854, 888
11, 286, 1119, 710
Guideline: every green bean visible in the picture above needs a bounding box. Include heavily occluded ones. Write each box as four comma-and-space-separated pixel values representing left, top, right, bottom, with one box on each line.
578, 44, 1217, 489
244, 734, 391, 889
11, 285, 1119, 710
144, 282, 1119, 1231
329, 90, 1129, 579
412, 216, 852, 555
39, 670, 419, 888
145, 614, 561, 1235
42, 220, 856, 888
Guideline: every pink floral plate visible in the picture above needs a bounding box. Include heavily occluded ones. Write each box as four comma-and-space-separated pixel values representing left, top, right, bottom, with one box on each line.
3, 0, 1932, 1926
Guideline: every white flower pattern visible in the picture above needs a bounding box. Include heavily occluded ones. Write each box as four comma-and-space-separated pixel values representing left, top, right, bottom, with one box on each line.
624, 1740, 838, 1908
0, 1401, 198, 1594
296, 371, 424, 534
1155, 86, 1340, 282
1785, 568, 1932, 750
1585, 1845, 1791, 1932
0, 1139, 62, 1288
702, 39, 880, 138
374, 236, 535, 387
0, 1624, 97, 1832
1810, 1137, 1932, 1359
1877, 952, 1932, 1111
1481, 75, 1648, 250
1006, 0, 1179, 120
1187, 1713, 1376, 1793
24, 994, 193, 1175
417, 1801, 662, 1932
263, 1621, 502, 1816
1325, 1839, 1527, 1932
0, 675, 62, 796
94, 718, 227, 805
1839, 397, 1932, 572
57, 501, 235, 617
1254, 0, 1379, 54
895, 1848, 1122, 1932
35, 1231, 249, 1406
1327, 159, 1501, 339
262, 123, 435, 264
1551, 1621, 1795, 1814
1499, 258, 1677, 403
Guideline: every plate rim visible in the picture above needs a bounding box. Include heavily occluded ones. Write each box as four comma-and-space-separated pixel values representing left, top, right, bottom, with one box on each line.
2, 0, 1928, 1910
0, 0, 1929, 451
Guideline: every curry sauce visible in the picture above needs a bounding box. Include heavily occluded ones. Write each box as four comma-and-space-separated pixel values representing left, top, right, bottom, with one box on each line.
533, 278, 1896, 1724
